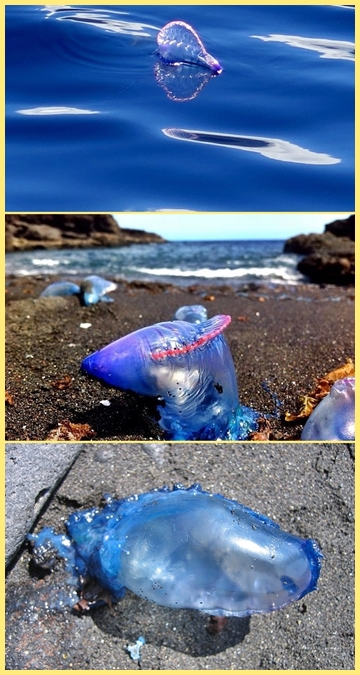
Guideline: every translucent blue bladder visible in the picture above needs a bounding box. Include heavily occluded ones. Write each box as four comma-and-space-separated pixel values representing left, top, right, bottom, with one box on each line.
81, 314, 259, 440
40, 275, 116, 306
29, 484, 322, 618
40, 281, 82, 298
301, 377, 355, 440
173, 305, 208, 324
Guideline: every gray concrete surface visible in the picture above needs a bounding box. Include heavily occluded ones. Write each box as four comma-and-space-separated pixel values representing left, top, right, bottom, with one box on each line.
5, 444, 83, 566
5, 443, 354, 669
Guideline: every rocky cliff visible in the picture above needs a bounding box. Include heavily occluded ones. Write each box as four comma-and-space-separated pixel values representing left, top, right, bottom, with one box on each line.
5, 214, 166, 251
283, 214, 354, 286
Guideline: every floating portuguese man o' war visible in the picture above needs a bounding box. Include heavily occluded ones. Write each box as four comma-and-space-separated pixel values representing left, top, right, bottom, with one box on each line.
29, 483, 323, 619
157, 21, 222, 73
81, 312, 260, 440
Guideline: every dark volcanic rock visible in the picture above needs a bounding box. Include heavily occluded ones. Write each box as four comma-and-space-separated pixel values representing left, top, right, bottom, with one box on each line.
6, 444, 83, 567
283, 215, 355, 286
5, 214, 166, 252
283, 232, 354, 256
284, 215, 355, 255
325, 214, 355, 240
298, 253, 355, 286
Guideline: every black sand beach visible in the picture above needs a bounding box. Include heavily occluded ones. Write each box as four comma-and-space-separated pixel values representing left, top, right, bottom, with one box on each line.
5, 443, 354, 670
5, 276, 354, 441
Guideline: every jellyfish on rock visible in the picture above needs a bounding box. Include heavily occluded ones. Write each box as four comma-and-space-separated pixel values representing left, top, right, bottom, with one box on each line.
81, 314, 260, 440
40, 275, 117, 306
157, 21, 222, 73
301, 377, 355, 440
29, 483, 323, 619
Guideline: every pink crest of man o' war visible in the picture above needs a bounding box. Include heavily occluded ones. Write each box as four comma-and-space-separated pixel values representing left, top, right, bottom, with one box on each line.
81, 314, 259, 440
157, 21, 222, 73
301, 376, 355, 440
29, 483, 322, 619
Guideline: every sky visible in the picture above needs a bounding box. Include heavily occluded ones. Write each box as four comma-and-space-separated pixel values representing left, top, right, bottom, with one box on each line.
113, 213, 352, 241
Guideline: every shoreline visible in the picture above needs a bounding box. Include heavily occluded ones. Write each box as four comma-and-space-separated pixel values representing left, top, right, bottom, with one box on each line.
5, 276, 355, 441
5, 272, 355, 300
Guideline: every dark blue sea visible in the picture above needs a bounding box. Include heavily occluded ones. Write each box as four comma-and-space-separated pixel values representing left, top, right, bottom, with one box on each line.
6, 4, 354, 212
6, 239, 306, 287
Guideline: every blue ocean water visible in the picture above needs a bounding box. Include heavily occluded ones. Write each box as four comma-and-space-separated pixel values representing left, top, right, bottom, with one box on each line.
6, 4, 354, 211
5, 239, 305, 286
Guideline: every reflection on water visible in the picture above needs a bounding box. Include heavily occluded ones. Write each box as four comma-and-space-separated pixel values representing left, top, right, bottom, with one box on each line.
16, 106, 99, 115
162, 128, 341, 165
154, 62, 215, 101
42, 5, 158, 36
251, 34, 355, 61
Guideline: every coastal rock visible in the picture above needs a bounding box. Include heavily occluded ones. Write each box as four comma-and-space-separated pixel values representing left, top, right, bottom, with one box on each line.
283, 220, 354, 256
283, 215, 354, 285
325, 215, 355, 240
5, 444, 83, 567
5, 214, 166, 252
297, 254, 354, 286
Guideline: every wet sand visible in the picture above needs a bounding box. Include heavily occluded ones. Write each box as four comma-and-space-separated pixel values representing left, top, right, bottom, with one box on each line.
5, 276, 355, 441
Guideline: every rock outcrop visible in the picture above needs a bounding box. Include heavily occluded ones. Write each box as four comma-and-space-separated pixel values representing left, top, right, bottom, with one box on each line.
284, 214, 354, 286
6, 444, 83, 567
297, 253, 354, 286
5, 214, 166, 251
325, 215, 355, 240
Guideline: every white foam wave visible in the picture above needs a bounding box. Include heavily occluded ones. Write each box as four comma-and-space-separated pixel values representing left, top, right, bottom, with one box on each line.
10, 268, 35, 277
32, 258, 62, 267
131, 266, 302, 282
271, 253, 301, 265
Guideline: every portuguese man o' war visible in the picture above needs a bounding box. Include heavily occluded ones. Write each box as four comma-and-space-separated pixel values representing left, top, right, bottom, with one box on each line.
40, 275, 117, 306
80, 275, 117, 306
301, 377, 355, 440
29, 483, 322, 619
157, 21, 222, 73
81, 313, 260, 440
40, 280, 82, 298
173, 304, 208, 324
